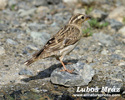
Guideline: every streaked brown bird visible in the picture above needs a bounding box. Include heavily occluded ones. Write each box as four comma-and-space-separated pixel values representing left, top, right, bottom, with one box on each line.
24, 14, 91, 73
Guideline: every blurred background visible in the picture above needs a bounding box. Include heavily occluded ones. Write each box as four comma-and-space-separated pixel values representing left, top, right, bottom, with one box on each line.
0, 0, 125, 100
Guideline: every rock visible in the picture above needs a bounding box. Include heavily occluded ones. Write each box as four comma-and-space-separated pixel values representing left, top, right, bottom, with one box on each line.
18, 8, 36, 17
51, 61, 95, 86
74, 9, 86, 15
0, 46, 5, 55
0, 23, 8, 31
19, 68, 33, 76
28, 23, 46, 31
8, 0, 17, 7
86, 57, 93, 63
101, 49, 108, 55
6, 39, 18, 45
80, 0, 94, 5
107, 6, 125, 23
93, 32, 113, 46
47, 0, 62, 4
118, 26, 125, 37
110, 54, 122, 60
26, 45, 38, 51
33, 0, 47, 6
36, 6, 49, 16
90, 9, 107, 20
107, 19, 123, 31
63, 0, 78, 6
0, 0, 7, 10
30, 31, 50, 45
106, 79, 123, 89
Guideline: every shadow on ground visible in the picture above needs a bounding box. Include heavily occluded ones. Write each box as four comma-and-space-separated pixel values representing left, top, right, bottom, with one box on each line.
21, 59, 78, 82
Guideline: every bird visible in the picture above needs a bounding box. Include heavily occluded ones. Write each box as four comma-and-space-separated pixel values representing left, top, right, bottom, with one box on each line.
24, 13, 91, 73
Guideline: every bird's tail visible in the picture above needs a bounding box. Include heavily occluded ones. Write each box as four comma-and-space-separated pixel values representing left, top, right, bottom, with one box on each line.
24, 57, 36, 66
24, 49, 44, 66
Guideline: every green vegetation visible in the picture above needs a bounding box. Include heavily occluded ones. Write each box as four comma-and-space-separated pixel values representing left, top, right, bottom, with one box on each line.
123, 17, 125, 25
11, 5, 16, 11
82, 28, 93, 37
88, 18, 109, 28
82, 18, 109, 37
85, 7, 93, 14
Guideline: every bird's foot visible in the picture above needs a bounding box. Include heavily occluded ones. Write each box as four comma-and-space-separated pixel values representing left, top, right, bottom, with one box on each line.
60, 69, 74, 73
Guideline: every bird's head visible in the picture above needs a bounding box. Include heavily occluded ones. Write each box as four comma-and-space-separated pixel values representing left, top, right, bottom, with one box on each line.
68, 14, 91, 26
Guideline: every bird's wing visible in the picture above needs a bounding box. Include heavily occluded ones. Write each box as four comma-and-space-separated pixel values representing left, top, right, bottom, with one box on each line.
33, 25, 81, 57
45, 25, 81, 50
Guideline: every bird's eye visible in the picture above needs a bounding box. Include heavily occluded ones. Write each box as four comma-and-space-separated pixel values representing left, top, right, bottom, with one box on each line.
81, 16, 84, 19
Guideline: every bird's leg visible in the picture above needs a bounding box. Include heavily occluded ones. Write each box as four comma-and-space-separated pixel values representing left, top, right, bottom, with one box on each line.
59, 57, 74, 73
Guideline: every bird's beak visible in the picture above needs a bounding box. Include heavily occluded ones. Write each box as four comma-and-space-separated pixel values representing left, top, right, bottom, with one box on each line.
85, 15, 91, 21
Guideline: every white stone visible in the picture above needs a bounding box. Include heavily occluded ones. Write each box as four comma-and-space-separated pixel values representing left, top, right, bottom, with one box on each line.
118, 26, 125, 37
36, 6, 49, 13
74, 9, 86, 15
0, 47, 5, 55
0, 0, 7, 10
108, 6, 125, 23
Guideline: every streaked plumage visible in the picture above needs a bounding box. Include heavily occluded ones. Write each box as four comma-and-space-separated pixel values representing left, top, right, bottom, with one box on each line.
24, 14, 91, 73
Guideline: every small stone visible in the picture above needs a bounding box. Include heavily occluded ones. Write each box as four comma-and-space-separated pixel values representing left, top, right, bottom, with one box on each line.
0, 47, 5, 55
36, 6, 49, 15
0, 24, 8, 31
51, 61, 95, 86
106, 79, 123, 89
107, 19, 123, 31
33, 0, 47, 6
47, 0, 62, 4
6, 39, 18, 45
107, 6, 125, 23
18, 8, 36, 17
74, 9, 86, 15
118, 26, 125, 37
93, 32, 113, 46
63, 0, 78, 6
28, 23, 46, 31
26, 45, 38, 51
0, 0, 7, 10
80, 0, 94, 5
31, 88, 40, 93
118, 62, 125, 66
8, 0, 17, 7
86, 57, 93, 63
30, 31, 50, 45
90, 9, 107, 19
101, 49, 108, 55
19, 68, 33, 76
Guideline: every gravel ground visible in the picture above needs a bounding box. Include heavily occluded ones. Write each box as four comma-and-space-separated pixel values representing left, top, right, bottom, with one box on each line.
0, 0, 125, 99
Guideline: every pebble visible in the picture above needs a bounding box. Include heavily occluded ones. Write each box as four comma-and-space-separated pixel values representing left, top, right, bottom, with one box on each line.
90, 9, 107, 19
74, 9, 86, 15
0, 23, 8, 31
107, 19, 123, 31
0, 0, 7, 10
118, 26, 125, 37
18, 8, 36, 17
26, 45, 38, 51
106, 79, 123, 89
101, 49, 108, 55
93, 32, 113, 46
0, 46, 5, 55
6, 39, 18, 45
81, 0, 94, 5
107, 6, 125, 23
30, 31, 50, 45
19, 68, 33, 76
